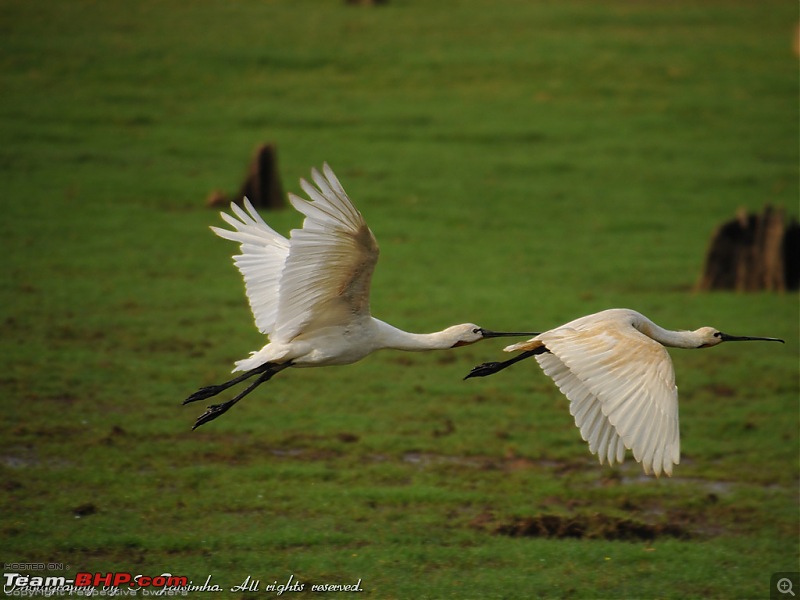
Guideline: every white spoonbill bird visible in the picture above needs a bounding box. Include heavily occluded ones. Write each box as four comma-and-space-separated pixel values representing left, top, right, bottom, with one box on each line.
465, 308, 784, 477
185, 163, 535, 429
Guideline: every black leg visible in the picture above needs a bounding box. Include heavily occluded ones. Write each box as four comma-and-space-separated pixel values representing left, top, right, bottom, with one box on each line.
183, 363, 272, 405
190, 362, 290, 430
464, 348, 544, 380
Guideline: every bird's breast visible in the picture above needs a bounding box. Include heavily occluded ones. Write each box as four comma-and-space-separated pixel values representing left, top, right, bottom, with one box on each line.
289, 324, 376, 367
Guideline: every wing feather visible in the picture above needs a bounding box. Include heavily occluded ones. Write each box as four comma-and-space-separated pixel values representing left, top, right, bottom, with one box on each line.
534, 318, 680, 476
272, 164, 379, 342
209, 165, 379, 347
538, 350, 627, 467
210, 198, 290, 335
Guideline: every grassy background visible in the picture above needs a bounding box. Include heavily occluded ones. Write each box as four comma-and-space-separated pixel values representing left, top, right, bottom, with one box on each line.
1, 1, 797, 598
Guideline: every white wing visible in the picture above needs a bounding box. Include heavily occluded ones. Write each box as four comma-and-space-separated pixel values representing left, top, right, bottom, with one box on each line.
537, 350, 628, 468
210, 199, 290, 335
532, 321, 680, 477
271, 163, 379, 342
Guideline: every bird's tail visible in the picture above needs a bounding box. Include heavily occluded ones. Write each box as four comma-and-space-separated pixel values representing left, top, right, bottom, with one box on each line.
504, 338, 543, 353
233, 348, 275, 373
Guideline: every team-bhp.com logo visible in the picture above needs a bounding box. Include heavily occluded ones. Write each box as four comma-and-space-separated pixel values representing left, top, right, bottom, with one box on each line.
4, 571, 189, 595
75, 572, 188, 588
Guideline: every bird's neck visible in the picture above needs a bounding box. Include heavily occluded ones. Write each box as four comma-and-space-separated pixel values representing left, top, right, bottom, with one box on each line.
372, 319, 456, 351
633, 315, 703, 349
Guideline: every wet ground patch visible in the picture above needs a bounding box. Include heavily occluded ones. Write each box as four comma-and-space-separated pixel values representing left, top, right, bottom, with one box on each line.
472, 511, 690, 542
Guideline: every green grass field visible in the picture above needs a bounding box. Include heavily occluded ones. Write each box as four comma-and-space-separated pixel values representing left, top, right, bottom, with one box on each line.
1, 1, 798, 598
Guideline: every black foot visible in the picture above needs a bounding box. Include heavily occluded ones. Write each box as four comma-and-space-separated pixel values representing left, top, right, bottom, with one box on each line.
183, 385, 226, 405
464, 362, 506, 379
192, 401, 235, 430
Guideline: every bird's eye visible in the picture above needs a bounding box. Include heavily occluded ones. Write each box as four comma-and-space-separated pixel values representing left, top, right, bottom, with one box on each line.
472, 328, 480, 334
713, 332, 721, 338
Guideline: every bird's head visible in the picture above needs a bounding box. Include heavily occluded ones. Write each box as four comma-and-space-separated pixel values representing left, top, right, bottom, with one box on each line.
694, 326, 785, 349
449, 324, 538, 348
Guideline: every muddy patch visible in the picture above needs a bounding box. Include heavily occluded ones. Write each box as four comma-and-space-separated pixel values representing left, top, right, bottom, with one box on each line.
72, 503, 98, 518
402, 452, 488, 469
473, 512, 690, 542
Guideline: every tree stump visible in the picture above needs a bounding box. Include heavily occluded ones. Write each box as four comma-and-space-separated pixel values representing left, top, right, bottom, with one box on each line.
206, 143, 286, 210
696, 205, 799, 292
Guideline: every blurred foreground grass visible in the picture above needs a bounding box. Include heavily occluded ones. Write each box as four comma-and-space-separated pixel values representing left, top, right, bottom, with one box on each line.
1, 1, 797, 598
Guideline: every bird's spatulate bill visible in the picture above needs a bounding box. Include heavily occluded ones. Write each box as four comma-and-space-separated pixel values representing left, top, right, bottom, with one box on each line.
479, 329, 539, 339
719, 333, 785, 343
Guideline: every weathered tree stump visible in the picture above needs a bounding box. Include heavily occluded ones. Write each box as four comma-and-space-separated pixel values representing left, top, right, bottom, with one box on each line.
696, 205, 799, 292
206, 143, 286, 210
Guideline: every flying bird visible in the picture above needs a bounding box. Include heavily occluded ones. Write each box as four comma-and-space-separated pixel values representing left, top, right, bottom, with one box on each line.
465, 308, 784, 477
185, 164, 534, 429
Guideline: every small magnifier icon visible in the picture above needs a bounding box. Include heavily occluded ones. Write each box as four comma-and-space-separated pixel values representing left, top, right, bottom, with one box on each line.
778, 578, 795, 596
